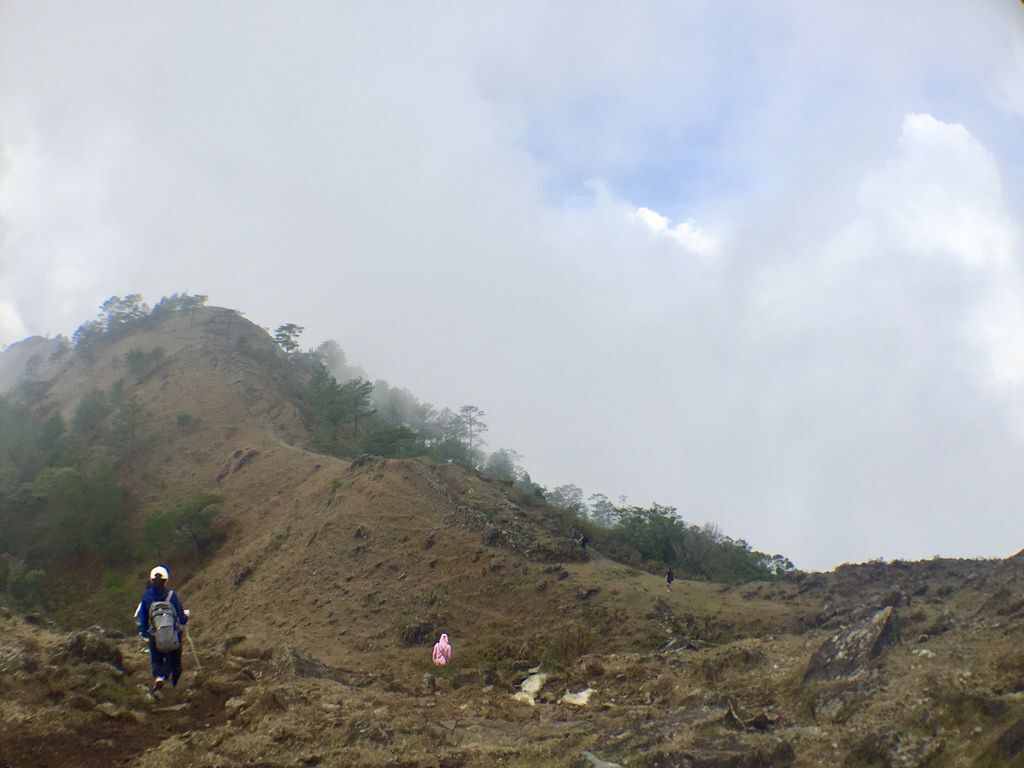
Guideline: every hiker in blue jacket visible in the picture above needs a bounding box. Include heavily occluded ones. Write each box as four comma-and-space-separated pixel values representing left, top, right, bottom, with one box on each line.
136, 565, 190, 694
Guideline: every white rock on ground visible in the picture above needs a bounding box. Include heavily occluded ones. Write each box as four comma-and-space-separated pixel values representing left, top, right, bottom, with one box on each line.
512, 672, 549, 705
561, 688, 595, 706
581, 749, 623, 768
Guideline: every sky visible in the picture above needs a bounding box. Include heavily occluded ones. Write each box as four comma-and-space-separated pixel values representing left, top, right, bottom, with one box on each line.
2, 1, 1023, 571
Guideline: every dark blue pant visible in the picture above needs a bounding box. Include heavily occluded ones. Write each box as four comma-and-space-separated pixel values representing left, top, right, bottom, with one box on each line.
148, 638, 183, 686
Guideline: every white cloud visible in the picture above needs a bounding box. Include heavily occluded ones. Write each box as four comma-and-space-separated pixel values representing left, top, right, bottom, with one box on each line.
0, 301, 26, 348
727, 112, 1024, 567
631, 206, 717, 257
0, 3, 1023, 571
854, 114, 1024, 394
858, 113, 1011, 269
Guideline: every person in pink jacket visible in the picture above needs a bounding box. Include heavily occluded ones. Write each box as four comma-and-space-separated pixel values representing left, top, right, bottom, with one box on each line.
432, 633, 452, 667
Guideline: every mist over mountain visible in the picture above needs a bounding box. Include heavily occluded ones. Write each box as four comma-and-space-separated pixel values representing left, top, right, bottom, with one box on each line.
2, 3, 1024, 762
4, 2, 1024, 572
0, 294, 790, 587
0, 293, 1023, 767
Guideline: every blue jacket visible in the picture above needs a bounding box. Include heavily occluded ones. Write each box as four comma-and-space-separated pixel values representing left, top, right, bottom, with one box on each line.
136, 586, 188, 640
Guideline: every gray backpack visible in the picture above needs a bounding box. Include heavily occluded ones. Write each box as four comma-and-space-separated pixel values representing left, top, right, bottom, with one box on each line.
149, 591, 181, 652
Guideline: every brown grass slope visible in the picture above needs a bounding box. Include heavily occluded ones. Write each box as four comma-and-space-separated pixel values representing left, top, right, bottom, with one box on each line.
3, 307, 1024, 767
39, 306, 309, 500
4, 306, 804, 666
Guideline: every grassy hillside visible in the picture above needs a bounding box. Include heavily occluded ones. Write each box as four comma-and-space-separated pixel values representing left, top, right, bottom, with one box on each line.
2, 301, 1024, 767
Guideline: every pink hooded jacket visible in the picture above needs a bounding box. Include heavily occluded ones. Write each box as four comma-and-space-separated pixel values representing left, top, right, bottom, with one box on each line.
432, 633, 452, 667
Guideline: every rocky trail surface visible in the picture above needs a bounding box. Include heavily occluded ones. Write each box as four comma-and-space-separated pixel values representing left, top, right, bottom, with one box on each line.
5, 549, 1024, 768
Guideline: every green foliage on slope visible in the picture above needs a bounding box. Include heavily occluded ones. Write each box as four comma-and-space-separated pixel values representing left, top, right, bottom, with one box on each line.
15, 294, 794, 601
0, 384, 223, 616
124, 345, 165, 379
71, 292, 207, 361
139, 493, 226, 565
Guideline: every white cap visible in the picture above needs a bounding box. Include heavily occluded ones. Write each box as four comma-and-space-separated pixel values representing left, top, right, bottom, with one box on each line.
150, 566, 169, 581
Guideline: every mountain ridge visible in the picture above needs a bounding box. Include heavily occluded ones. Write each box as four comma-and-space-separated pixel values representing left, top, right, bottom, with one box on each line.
1, 301, 1023, 767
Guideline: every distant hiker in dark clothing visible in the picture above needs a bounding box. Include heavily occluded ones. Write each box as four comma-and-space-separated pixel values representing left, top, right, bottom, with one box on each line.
579, 531, 589, 551
136, 565, 189, 695
666, 568, 675, 592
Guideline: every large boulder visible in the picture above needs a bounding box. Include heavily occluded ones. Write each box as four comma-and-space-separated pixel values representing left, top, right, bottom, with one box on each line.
804, 606, 899, 683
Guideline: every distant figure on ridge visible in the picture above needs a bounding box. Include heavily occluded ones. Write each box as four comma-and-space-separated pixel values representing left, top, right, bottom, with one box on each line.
432, 632, 453, 667
579, 530, 589, 551
136, 565, 190, 696
666, 567, 675, 592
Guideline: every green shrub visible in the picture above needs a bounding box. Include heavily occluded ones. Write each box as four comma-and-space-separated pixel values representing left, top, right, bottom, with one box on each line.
140, 493, 226, 564
360, 425, 426, 458
28, 466, 131, 562
72, 389, 112, 436
125, 346, 165, 378
81, 570, 137, 632
104, 396, 152, 461
0, 396, 66, 481
8, 567, 46, 609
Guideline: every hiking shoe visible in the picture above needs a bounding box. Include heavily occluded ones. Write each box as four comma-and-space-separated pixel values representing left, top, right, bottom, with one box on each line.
152, 677, 165, 694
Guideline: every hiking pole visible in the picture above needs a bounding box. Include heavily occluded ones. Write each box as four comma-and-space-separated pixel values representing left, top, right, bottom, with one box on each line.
185, 625, 203, 673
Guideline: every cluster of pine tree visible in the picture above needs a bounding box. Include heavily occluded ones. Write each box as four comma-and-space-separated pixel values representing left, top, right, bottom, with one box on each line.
17, 294, 793, 591
0, 383, 223, 622
564, 501, 793, 582
276, 326, 794, 582
70, 293, 208, 360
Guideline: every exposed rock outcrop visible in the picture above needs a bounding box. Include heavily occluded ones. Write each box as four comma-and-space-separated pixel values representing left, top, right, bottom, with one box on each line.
804, 606, 900, 682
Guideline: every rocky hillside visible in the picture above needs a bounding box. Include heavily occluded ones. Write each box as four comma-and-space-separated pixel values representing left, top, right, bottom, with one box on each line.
2, 307, 1024, 767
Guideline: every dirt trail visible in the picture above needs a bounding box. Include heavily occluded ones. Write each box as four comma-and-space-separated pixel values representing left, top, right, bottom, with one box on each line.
29, 694, 224, 767
0, 646, 239, 768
